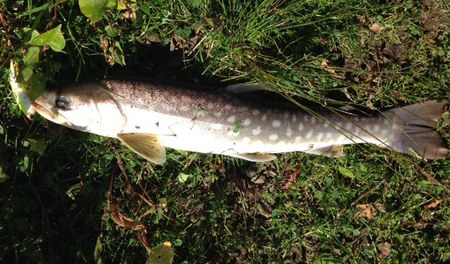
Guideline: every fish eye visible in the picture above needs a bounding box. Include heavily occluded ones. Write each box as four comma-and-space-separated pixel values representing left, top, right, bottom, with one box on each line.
55, 96, 71, 111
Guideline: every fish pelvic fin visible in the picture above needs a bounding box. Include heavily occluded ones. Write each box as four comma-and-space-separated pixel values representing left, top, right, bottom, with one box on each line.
117, 133, 166, 164
303, 145, 346, 158
386, 100, 448, 160
231, 153, 277, 162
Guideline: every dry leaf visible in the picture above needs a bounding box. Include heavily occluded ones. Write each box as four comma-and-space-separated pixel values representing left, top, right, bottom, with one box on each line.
108, 197, 145, 230
424, 199, 443, 210
321, 59, 337, 75
377, 242, 391, 259
369, 23, 384, 32
354, 204, 376, 220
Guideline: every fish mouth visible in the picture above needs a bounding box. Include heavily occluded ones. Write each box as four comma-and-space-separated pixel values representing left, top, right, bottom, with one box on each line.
32, 96, 73, 126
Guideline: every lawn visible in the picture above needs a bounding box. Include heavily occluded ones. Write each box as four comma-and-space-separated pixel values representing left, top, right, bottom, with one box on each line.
1, 0, 449, 263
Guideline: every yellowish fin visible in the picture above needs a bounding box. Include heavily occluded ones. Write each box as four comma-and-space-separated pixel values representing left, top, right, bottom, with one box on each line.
304, 145, 345, 158
232, 153, 277, 162
118, 133, 166, 164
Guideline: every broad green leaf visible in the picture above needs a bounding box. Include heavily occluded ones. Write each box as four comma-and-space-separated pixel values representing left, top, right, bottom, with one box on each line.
79, 0, 108, 23
177, 173, 190, 183
146, 242, 174, 264
175, 27, 191, 39
105, 25, 118, 37
20, 65, 34, 82
106, 0, 117, 8
9, 61, 33, 115
24, 73, 46, 101
23, 46, 40, 65
29, 25, 66, 52
338, 167, 355, 179
29, 138, 47, 156
109, 41, 126, 66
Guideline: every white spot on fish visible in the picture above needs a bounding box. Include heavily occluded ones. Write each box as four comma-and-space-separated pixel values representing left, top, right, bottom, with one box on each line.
372, 124, 380, 132
311, 117, 316, 124
227, 116, 236, 123
323, 122, 329, 128
317, 133, 324, 141
272, 120, 281, 128
381, 129, 388, 136
269, 134, 279, 141
252, 110, 261, 116
286, 128, 293, 137
337, 135, 346, 141
215, 112, 222, 117
345, 122, 353, 130
242, 137, 251, 144
243, 119, 252, 126
295, 136, 303, 143
326, 133, 333, 139
252, 126, 262, 136
298, 123, 304, 131
261, 114, 267, 121
306, 130, 313, 139
292, 115, 297, 123
211, 123, 223, 130
227, 130, 239, 137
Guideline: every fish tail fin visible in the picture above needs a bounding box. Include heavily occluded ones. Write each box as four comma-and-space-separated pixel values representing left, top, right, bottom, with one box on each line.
386, 100, 448, 160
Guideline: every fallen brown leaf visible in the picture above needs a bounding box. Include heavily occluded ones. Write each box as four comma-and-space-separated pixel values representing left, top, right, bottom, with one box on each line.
354, 204, 376, 220
108, 197, 145, 231
369, 22, 384, 32
424, 199, 443, 210
377, 242, 391, 259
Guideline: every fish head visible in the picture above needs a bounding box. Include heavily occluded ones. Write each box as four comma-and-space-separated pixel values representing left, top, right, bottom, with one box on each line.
32, 82, 125, 137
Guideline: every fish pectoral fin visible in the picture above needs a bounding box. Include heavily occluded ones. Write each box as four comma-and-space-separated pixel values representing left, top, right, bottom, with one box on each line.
304, 145, 345, 158
232, 153, 277, 162
117, 133, 166, 165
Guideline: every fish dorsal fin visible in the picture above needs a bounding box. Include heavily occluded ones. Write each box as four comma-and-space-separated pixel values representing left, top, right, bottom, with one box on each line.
232, 153, 277, 162
225, 83, 269, 94
303, 145, 345, 158
117, 133, 166, 164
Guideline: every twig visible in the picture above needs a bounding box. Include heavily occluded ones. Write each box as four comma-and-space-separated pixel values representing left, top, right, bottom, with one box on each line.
337, 179, 385, 218
416, 165, 449, 194
113, 146, 134, 195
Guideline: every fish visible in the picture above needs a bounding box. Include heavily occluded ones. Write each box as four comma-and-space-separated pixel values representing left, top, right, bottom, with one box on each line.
30, 79, 448, 164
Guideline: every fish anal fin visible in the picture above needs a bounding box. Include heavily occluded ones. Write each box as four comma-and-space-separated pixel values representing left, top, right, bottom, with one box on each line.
232, 153, 276, 162
117, 133, 166, 164
304, 145, 346, 158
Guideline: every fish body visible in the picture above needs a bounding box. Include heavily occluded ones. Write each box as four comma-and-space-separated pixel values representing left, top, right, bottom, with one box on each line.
32, 79, 448, 163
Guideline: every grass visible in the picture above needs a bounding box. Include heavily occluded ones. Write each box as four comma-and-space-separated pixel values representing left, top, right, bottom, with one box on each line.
1, 0, 449, 263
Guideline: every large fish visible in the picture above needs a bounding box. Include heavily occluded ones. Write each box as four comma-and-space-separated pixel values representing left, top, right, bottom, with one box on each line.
31, 79, 448, 164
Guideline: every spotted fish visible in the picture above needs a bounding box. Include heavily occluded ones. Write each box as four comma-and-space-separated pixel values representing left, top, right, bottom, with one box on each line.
31, 79, 448, 164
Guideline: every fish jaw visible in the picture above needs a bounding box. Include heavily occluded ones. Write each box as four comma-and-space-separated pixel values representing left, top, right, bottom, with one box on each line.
32, 94, 75, 127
